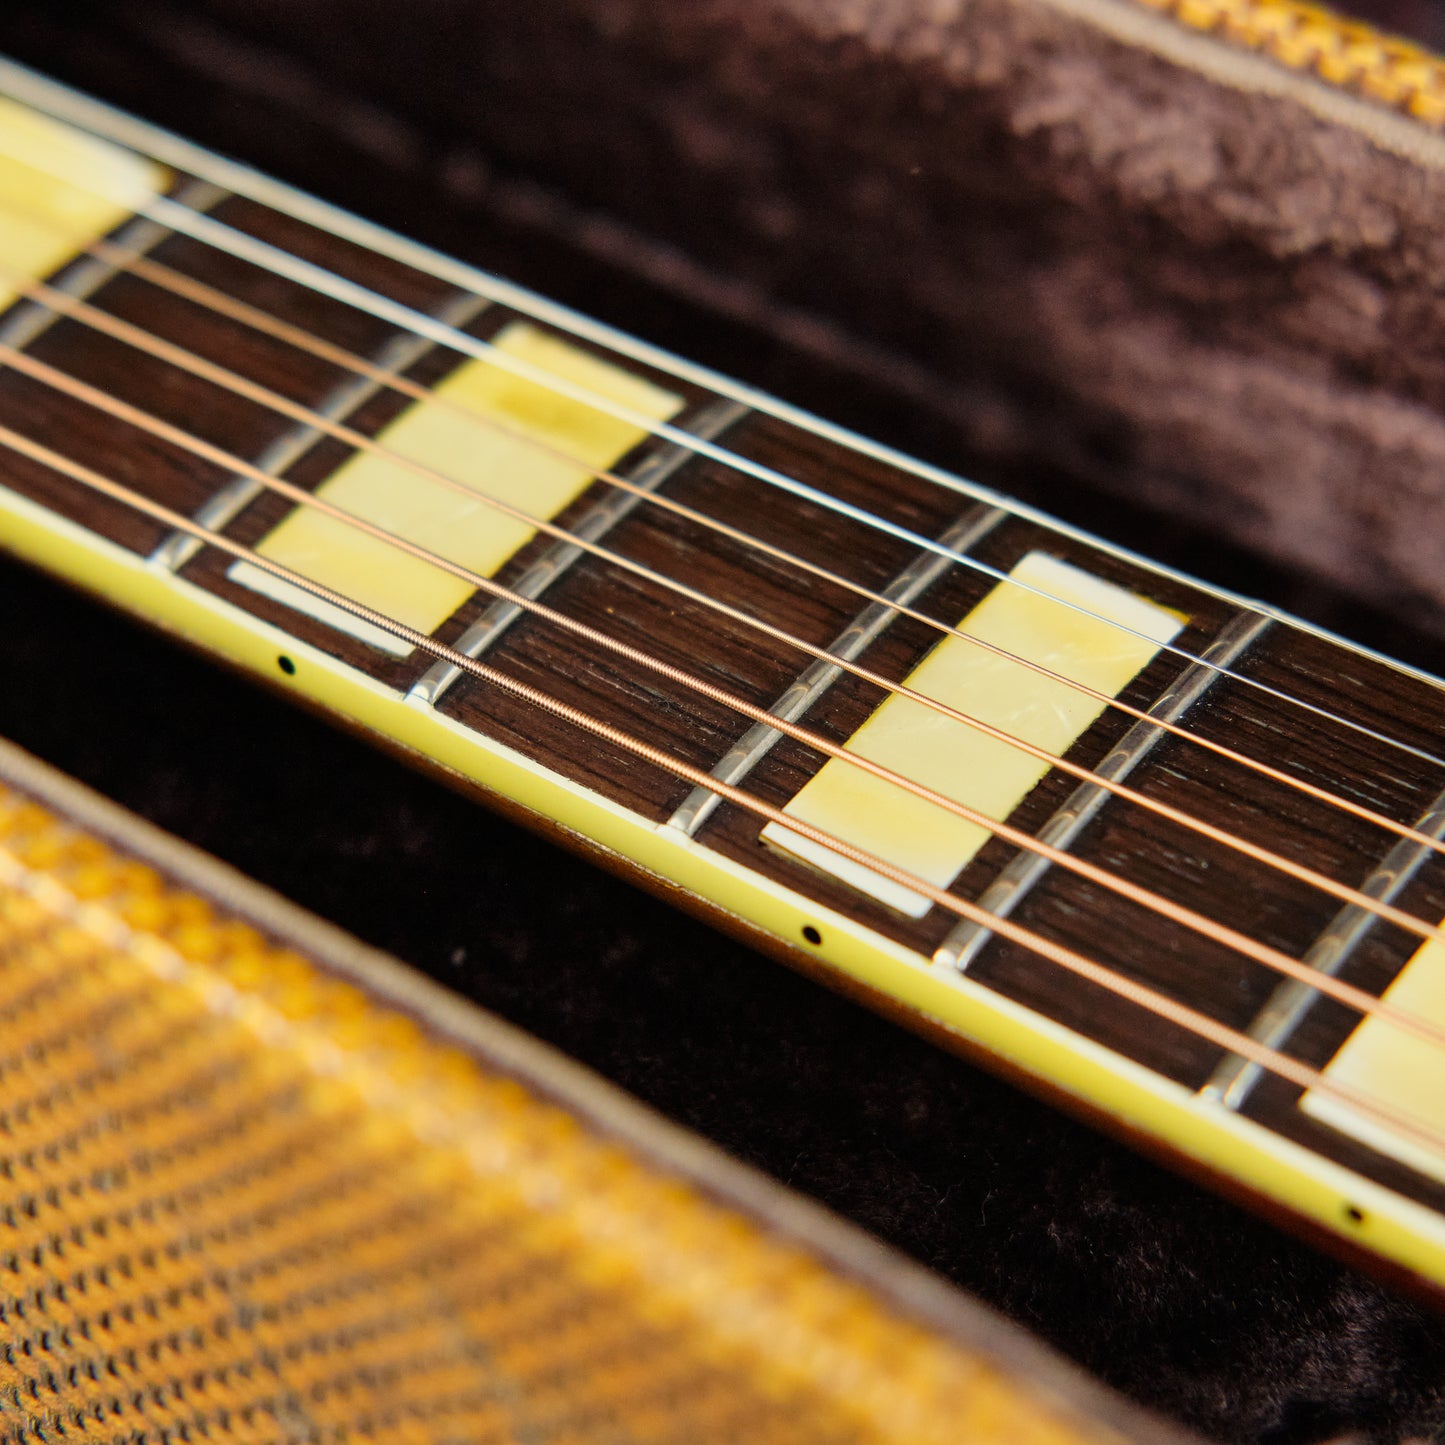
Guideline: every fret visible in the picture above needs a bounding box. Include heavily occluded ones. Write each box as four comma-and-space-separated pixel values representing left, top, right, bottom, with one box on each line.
935, 610, 1274, 971
1299, 921, 1445, 1186
690, 514, 1241, 947
0, 190, 462, 562
666, 502, 1008, 838
425, 411, 973, 823
954, 565, 1445, 1094
0, 91, 168, 316
150, 288, 491, 574
410, 396, 750, 708
1203, 780, 1445, 1112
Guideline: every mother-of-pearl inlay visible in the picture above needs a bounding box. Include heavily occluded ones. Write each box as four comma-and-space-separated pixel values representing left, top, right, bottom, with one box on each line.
0, 93, 167, 312
763, 552, 1186, 918
232, 321, 682, 655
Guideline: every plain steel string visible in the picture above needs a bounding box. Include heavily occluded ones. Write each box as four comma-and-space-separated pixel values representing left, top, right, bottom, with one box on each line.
73, 240, 1445, 877
0, 109, 1437, 776
10, 334, 1445, 1052
130, 191, 1445, 772
1, 136, 1441, 789
10, 265, 1445, 948
0, 37, 1437, 708
2, 420, 1442, 1169
8, 143, 1445, 972
8, 287, 1445, 956
71, 240, 1445, 876
0, 115, 1421, 775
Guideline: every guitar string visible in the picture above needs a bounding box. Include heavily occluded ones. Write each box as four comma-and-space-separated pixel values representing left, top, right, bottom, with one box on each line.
8, 336, 1445, 1058
69, 239, 1445, 878
0, 124, 1431, 773
3, 34, 1439, 728
127, 188, 1445, 773
10, 273, 1445, 973
8, 70, 1445, 1196
9, 233, 1445, 913
7, 294, 1445, 959
1, 417, 1441, 1167
8, 132, 1445, 1040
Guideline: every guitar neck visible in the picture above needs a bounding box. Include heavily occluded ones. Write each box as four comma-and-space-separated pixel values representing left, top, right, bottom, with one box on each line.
3, 58, 1445, 1299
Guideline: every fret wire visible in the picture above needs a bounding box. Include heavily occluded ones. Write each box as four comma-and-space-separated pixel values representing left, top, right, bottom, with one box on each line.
936, 612, 1275, 972
4, 418, 1445, 1165
1204, 781, 1445, 1112
7, 285, 1445, 955
409, 397, 751, 708
20, 259, 1445, 895
44, 176, 1439, 772
665, 503, 1010, 838
5, 163, 1443, 863
8, 340, 1445, 1048
3, 51, 1443, 735
12, 306, 1445, 968
137, 196, 1445, 773
151, 288, 492, 573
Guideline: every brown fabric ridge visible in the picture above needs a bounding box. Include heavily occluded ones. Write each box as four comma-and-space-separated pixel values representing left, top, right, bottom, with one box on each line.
174, 0, 1445, 633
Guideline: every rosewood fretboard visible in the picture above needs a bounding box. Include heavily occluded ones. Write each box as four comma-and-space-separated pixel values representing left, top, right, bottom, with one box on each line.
2, 61, 1445, 1298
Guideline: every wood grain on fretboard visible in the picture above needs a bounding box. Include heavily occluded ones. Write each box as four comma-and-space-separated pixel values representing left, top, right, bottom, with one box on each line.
5, 120, 1445, 1286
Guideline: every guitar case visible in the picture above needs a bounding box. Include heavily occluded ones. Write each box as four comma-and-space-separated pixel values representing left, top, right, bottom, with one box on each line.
3, 1, 1445, 1439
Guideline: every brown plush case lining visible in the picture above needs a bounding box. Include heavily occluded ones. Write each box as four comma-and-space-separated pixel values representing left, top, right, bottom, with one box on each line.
3, 4, 1445, 1442
179, 0, 1445, 633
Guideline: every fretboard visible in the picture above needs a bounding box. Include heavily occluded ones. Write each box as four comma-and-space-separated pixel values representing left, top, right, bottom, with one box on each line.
3, 58, 1445, 1300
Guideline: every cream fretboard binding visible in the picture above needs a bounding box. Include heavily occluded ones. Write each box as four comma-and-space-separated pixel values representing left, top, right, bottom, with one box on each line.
1, 59, 1445, 1296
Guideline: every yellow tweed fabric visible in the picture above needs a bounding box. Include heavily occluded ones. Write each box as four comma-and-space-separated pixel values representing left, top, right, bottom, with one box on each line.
1136, 0, 1445, 121
0, 783, 1122, 1445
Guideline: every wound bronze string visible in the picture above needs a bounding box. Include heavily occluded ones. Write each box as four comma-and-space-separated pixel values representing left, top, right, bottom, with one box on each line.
4, 271, 1445, 963
135, 188, 1438, 753
7, 345, 1445, 1089
2, 414, 1445, 1167
84, 240, 1445, 867
5, 150, 1445, 866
